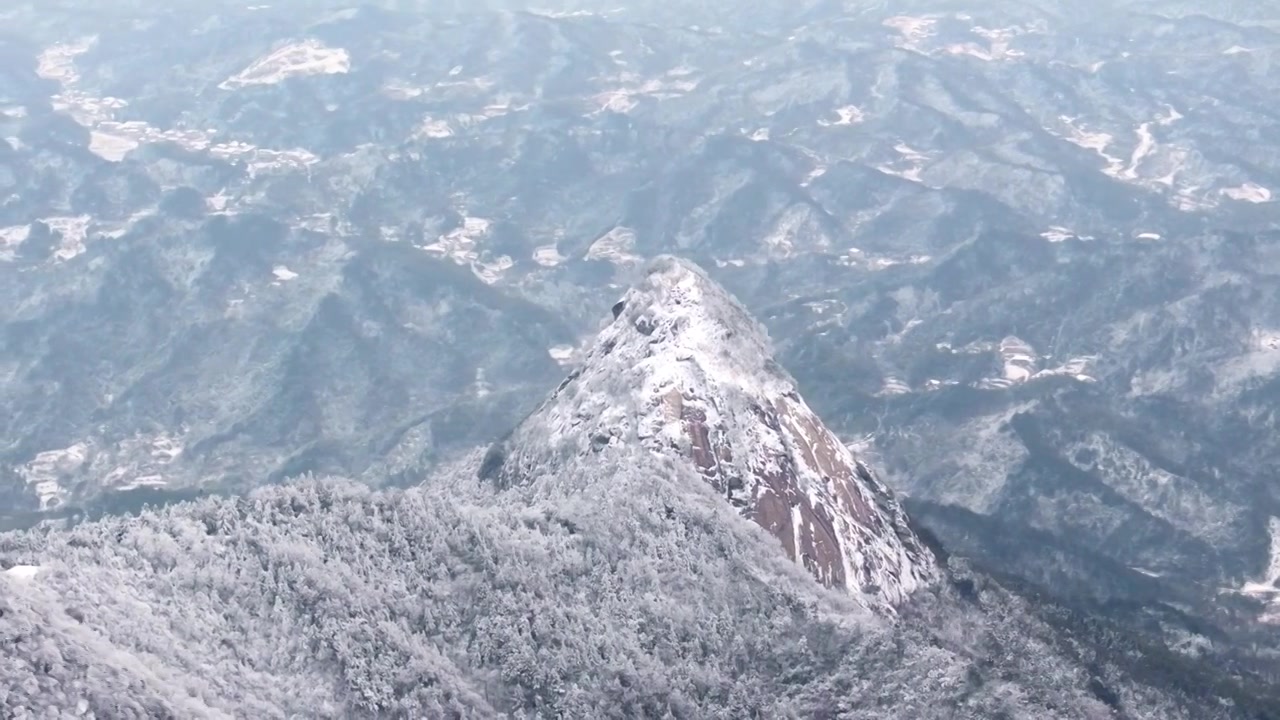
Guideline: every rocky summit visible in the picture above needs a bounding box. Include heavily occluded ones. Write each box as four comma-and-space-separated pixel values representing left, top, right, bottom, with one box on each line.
484, 256, 936, 609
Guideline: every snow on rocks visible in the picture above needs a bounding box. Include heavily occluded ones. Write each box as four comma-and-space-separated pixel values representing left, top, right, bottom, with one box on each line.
999, 336, 1037, 383
421, 217, 492, 263
1236, 518, 1280, 624
586, 226, 642, 265
588, 74, 699, 116
877, 143, 931, 183
486, 256, 938, 612
1058, 116, 1125, 178
547, 345, 577, 365
2, 566, 42, 582
818, 105, 864, 127
1040, 226, 1087, 243
415, 117, 455, 140
0, 224, 31, 261
40, 216, 92, 261
17, 442, 90, 510
944, 25, 1028, 62
471, 255, 514, 285
949, 336, 1097, 389
36, 39, 93, 85
879, 377, 912, 396
883, 16, 937, 51
532, 244, 566, 267
88, 130, 140, 161
37, 39, 322, 178
1222, 182, 1272, 203
220, 40, 350, 89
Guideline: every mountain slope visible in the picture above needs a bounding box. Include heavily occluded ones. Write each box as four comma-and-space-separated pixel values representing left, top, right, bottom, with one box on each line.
4, 471, 1258, 720
484, 256, 936, 609
5, 0, 1280, 676
0, 272, 1268, 718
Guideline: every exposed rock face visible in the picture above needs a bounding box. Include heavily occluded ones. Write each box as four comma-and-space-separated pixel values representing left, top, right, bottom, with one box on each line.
488, 256, 936, 609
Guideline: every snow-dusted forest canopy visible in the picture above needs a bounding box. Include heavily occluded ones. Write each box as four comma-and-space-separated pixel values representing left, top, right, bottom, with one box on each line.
1, 449, 1268, 718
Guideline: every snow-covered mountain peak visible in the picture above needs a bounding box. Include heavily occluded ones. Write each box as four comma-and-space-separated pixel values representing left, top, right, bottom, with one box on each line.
485, 256, 937, 610
607, 254, 791, 395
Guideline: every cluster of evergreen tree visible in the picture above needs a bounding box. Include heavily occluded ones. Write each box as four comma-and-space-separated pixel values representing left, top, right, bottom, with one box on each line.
0, 450, 1268, 718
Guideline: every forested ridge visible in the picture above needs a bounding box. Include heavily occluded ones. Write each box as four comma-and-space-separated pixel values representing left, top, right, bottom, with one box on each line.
1, 449, 1271, 718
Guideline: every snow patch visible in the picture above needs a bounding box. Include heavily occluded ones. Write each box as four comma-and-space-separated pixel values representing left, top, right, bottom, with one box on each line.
1235, 519, 1280, 623
1058, 117, 1124, 178
221, 40, 350, 89
878, 377, 912, 396
818, 105, 864, 127
1157, 105, 1183, 126
40, 215, 92, 261
968, 337, 1097, 388
116, 475, 168, 492
591, 75, 698, 116
88, 130, 140, 161
800, 164, 827, 187
471, 255, 514, 285
1172, 186, 1218, 213
422, 217, 492, 266
877, 143, 930, 183
1222, 183, 1272, 203
533, 244, 566, 267
382, 82, 424, 100
3, 565, 42, 582
1040, 226, 1087, 243
884, 16, 937, 51
98, 432, 185, 491
1233, 517, 1280, 620
587, 226, 642, 265
548, 345, 577, 365
209, 143, 319, 177
1255, 330, 1280, 352
207, 191, 232, 214
37, 39, 94, 85
999, 336, 1037, 383
837, 248, 932, 271
1116, 122, 1158, 181
594, 89, 639, 114
942, 26, 1028, 63
0, 224, 30, 261
760, 205, 826, 257
415, 117, 455, 139
38, 42, 321, 180
526, 7, 620, 19
17, 443, 90, 510
474, 368, 492, 398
